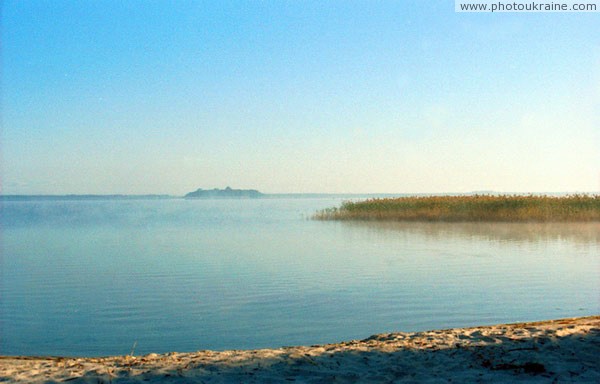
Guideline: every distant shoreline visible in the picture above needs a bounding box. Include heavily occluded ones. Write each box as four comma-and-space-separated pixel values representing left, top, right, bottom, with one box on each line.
1, 316, 598, 383
2, 191, 598, 202
0, 194, 175, 201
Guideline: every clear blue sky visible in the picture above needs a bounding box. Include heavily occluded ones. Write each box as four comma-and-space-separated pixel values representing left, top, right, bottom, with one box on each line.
2, 0, 598, 194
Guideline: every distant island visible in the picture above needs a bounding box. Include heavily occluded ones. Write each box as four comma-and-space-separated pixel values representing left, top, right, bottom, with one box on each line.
184, 187, 264, 199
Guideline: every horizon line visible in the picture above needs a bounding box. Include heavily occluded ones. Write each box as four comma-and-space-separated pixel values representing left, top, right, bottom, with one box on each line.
2, 191, 599, 199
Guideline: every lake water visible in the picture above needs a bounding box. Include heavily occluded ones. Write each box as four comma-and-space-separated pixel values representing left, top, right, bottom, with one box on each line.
1, 198, 599, 357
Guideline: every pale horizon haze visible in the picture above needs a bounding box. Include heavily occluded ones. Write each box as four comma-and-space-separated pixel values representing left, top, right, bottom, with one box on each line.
2, 1, 599, 195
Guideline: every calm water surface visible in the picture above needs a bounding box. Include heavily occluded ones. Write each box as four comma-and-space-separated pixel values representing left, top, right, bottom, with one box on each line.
1, 198, 598, 356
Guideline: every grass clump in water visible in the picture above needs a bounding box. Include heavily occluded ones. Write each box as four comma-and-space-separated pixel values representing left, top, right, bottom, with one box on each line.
314, 194, 600, 222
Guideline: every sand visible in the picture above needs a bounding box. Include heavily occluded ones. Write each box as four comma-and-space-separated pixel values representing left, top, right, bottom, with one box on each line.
1, 316, 598, 383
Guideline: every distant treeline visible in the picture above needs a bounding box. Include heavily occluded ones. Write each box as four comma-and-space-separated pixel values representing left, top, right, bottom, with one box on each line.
314, 195, 600, 222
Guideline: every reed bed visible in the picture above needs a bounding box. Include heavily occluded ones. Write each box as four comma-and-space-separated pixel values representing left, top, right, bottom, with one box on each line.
314, 194, 600, 222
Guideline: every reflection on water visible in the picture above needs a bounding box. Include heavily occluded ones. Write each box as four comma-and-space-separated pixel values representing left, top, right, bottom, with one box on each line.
342, 221, 600, 244
1, 198, 598, 356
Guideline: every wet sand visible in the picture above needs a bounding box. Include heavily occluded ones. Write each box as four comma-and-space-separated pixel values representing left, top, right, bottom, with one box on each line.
1, 316, 598, 383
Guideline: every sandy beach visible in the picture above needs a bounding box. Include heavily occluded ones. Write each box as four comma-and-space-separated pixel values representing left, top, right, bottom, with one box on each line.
1, 316, 598, 383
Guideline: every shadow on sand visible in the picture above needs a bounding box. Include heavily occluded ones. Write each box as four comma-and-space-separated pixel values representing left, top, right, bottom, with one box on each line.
47, 324, 599, 383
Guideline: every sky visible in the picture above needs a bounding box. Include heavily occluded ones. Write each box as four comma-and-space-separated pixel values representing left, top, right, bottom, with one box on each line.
1, 0, 599, 195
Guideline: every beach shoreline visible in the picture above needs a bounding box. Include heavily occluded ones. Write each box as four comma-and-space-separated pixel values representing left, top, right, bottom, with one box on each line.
1, 316, 598, 383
